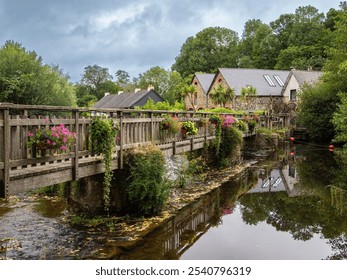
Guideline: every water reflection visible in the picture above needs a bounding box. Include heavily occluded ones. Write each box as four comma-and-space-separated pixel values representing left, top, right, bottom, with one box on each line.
1, 144, 347, 260
117, 145, 347, 260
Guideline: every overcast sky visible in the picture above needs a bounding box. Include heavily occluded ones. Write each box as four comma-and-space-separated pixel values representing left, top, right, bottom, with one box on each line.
0, 0, 342, 82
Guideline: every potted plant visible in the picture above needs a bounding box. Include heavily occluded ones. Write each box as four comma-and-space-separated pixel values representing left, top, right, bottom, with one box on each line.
181, 121, 198, 138
160, 115, 181, 134
27, 124, 77, 152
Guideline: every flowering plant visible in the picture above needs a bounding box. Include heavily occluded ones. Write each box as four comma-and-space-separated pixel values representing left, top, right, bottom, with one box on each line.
209, 115, 223, 126
27, 124, 77, 151
160, 115, 181, 134
181, 121, 198, 136
221, 115, 235, 128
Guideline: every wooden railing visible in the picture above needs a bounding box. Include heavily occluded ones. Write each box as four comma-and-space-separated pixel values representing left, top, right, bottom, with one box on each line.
1, 104, 242, 197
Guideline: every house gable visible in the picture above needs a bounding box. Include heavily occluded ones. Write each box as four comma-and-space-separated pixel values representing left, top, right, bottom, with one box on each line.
93, 89, 164, 109
282, 70, 322, 101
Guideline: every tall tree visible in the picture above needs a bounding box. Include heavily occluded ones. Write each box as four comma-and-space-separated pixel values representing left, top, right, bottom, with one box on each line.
115, 69, 130, 84
0, 41, 76, 106
172, 27, 239, 78
275, 6, 327, 70
80, 65, 115, 100
298, 9, 347, 143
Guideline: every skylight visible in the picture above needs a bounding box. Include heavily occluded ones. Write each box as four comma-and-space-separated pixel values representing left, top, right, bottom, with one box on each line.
274, 75, 284, 87
263, 74, 276, 86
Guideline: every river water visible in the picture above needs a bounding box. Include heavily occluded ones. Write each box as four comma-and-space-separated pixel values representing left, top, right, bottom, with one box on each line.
1, 144, 347, 260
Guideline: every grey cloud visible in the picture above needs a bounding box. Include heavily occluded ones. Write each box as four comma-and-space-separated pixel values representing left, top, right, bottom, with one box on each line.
0, 0, 342, 82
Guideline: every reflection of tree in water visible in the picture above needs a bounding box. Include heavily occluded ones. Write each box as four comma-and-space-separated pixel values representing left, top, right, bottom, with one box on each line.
326, 234, 347, 260
239, 146, 347, 257
240, 193, 322, 241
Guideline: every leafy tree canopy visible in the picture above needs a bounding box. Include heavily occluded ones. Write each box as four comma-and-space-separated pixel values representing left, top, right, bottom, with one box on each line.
172, 27, 239, 78
0, 41, 76, 106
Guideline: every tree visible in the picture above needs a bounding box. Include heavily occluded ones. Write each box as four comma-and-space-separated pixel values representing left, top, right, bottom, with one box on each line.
297, 9, 347, 143
239, 20, 279, 69
333, 92, 347, 147
274, 6, 328, 70
115, 69, 130, 84
181, 84, 197, 110
136, 67, 184, 104
172, 27, 239, 78
137, 66, 169, 95
80, 65, 113, 100
210, 85, 235, 108
0, 41, 76, 106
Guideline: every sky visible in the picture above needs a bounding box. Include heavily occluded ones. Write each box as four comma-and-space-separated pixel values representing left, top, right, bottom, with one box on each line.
0, 0, 343, 82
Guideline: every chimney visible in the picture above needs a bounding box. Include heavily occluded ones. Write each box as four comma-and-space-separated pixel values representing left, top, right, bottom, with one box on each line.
147, 84, 154, 91
134, 88, 141, 93
104, 92, 110, 97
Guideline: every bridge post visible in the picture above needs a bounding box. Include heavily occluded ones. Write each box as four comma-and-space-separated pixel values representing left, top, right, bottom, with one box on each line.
118, 111, 124, 169
73, 110, 79, 180
150, 111, 154, 142
1, 108, 10, 198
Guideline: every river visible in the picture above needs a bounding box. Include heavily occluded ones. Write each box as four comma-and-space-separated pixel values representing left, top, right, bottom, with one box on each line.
1, 144, 347, 260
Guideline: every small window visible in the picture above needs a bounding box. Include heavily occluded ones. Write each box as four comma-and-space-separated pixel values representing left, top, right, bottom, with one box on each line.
274, 75, 284, 87
263, 75, 276, 86
218, 78, 222, 83
194, 92, 198, 105
194, 81, 198, 85
290, 89, 297, 100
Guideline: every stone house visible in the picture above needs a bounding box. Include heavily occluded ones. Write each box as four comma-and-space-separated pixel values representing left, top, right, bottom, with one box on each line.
185, 68, 322, 112
281, 70, 323, 102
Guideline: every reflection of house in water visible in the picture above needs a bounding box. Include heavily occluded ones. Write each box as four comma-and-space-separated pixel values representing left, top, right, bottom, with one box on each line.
247, 164, 299, 196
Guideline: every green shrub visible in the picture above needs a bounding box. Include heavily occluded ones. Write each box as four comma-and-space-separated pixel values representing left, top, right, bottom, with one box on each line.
90, 117, 119, 213
125, 145, 171, 216
216, 126, 242, 167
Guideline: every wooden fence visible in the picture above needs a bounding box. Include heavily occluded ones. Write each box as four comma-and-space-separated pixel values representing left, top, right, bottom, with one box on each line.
1, 104, 240, 198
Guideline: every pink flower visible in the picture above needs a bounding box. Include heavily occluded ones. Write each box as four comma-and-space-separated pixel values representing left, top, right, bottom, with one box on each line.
47, 140, 51, 144
27, 132, 34, 137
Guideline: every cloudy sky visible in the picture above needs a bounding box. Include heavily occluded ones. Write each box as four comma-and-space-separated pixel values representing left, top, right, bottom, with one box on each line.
0, 0, 342, 82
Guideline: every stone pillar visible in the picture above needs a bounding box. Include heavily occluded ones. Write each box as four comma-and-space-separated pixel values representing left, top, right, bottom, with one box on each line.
67, 171, 128, 214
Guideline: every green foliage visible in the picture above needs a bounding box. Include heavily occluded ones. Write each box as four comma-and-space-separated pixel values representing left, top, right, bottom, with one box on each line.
0, 41, 76, 106
160, 115, 181, 134
125, 145, 170, 216
136, 99, 185, 111
172, 27, 239, 77
210, 85, 235, 108
333, 92, 347, 147
236, 120, 248, 132
80, 64, 121, 101
209, 115, 223, 154
297, 83, 339, 143
90, 117, 119, 213
217, 126, 243, 167
181, 121, 198, 136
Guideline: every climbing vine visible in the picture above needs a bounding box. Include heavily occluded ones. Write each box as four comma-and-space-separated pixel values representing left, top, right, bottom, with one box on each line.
209, 115, 223, 155
90, 117, 119, 213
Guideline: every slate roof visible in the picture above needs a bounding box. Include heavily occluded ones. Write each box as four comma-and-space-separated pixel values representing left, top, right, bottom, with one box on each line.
218, 68, 290, 96
291, 70, 322, 85
195, 73, 215, 94
93, 89, 162, 109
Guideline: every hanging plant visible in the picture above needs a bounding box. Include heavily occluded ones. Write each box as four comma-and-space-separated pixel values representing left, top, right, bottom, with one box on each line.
181, 121, 198, 139
209, 115, 223, 154
90, 117, 119, 213
160, 114, 181, 134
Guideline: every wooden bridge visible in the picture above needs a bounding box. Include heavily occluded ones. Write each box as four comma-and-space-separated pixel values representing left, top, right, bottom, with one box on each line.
0, 104, 263, 198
